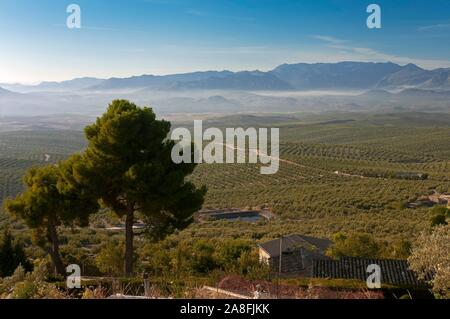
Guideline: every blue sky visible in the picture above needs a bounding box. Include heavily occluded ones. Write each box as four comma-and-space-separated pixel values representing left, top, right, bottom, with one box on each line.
1, 0, 450, 83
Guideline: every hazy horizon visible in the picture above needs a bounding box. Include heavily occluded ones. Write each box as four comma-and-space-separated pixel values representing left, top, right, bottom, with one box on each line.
1, 0, 450, 83
1, 60, 448, 86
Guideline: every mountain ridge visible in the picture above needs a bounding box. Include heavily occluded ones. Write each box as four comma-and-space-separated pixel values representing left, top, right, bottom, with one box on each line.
4, 62, 450, 93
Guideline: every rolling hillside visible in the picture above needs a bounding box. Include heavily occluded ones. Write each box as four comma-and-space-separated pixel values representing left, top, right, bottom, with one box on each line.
1, 112, 449, 241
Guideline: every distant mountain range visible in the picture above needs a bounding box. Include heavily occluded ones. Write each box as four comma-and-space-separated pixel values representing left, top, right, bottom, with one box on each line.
376, 64, 450, 89
270, 62, 404, 90
0, 77, 104, 93
2, 62, 450, 93
0, 86, 19, 96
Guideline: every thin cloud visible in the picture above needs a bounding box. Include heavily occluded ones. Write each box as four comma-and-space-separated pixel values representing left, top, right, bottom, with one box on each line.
186, 9, 255, 22
142, 0, 184, 4
53, 23, 119, 32
52, 24, 148, 34
186, 9, 208, 17
310, 35, 348, 45
312, 34, 450, 69
419, 23, 450, 31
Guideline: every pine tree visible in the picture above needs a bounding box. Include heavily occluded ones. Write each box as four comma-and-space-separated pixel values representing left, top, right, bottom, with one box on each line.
77, 100, 206, 276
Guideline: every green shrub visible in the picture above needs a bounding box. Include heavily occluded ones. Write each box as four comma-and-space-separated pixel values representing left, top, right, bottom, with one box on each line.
328, 233, 382, 259
430, 214, 447, 227
0, 229, 32, 277
95, 241, 125, 276
191, 241, 217, 274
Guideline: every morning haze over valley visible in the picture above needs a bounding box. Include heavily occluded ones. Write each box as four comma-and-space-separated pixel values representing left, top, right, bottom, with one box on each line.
1, 61, 450, 119
0, 0, 449, 304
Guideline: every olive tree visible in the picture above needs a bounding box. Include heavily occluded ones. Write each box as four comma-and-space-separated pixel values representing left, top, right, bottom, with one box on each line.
408, 224, 450, 299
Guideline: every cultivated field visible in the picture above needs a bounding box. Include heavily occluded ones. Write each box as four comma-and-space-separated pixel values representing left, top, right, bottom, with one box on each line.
1, 112, 450, 243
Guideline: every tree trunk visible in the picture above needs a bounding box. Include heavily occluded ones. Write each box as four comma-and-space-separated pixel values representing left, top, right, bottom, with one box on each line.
47, 219, 66, 276
124, 204, 134, 277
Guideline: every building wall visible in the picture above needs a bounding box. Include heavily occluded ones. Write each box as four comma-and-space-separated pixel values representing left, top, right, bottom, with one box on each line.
258, 249, 270, 265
